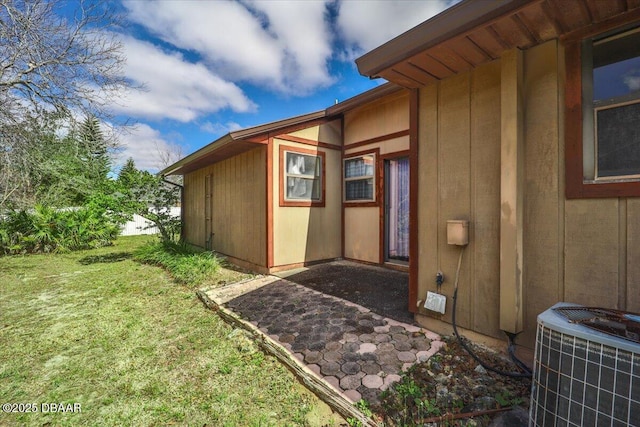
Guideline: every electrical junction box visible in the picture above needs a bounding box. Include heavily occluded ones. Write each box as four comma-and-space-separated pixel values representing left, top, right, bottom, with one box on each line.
447, 220, 469, 246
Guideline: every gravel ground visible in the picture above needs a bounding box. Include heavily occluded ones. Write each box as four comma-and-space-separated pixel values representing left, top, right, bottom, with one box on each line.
374, 335, 532, 426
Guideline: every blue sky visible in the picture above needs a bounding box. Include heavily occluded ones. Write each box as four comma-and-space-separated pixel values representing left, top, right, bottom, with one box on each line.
101, 0, 457, 171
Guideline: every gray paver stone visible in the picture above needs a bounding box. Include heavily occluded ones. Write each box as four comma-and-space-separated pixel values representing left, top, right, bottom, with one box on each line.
393, 340, 412, 351
279, 334, 296, 343
378, 350, 400, 366
304, 351, 322, 364
362, 375, 384, 389
374, 325, 390, 333
397, 351, 416, 362
307, 364, 321, 374
323, 351, 342, 362
378, 342, 395, 352
343, 389, 361, 403
340, 375, 362, 390
343, 352, 360, 362
392, 333, 410, 342
343, 342, 360, 352
308, 341, 326, 351
361, 361, 382, 375
324, 376, 340, 390
375, 333, 391, 343
320, 361, 341, 376
341, 361, 360, 375
359, 333, 374, 342
360, 352, 378, 362
357, 343, 377, 354
343, 333, 359, 343
325, 341, 342, 351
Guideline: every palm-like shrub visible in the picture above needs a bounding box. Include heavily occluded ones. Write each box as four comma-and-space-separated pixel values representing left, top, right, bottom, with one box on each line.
0, 205, 119, 255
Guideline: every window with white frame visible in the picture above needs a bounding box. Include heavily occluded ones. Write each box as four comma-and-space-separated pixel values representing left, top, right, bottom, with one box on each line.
284, 150, 322, 202
344, 154, 375, 201
582, 26, 640, 181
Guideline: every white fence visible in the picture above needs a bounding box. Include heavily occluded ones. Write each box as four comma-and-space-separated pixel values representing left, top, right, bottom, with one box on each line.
120, 207, 181, 236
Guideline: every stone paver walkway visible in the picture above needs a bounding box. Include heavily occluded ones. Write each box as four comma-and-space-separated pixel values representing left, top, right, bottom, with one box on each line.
220, 277, 444, 405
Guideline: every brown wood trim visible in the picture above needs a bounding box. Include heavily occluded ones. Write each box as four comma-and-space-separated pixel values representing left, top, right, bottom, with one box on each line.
344, 129, 410, 151
340, 117, 345, 259
409, 89, 419, 313
279, 145, 326, 207
564, 36, 640, 198
273, 133, 341, 150
342, 147, 380, 207
266, 140, 274, 268
564, 40, 584, 199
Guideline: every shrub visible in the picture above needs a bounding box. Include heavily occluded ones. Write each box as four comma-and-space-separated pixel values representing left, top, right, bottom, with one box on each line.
133, 240, 220, 285
0, 204, 119, 255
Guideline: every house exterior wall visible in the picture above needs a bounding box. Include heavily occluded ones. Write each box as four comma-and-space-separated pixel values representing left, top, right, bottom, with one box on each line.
416, 59, 503, 339
271, 132, 342, 268
415, 39, 640, 348
183, 146, 267, 269
342, 90, 410, 264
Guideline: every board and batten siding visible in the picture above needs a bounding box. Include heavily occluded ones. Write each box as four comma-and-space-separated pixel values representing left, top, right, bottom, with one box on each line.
416, 39, 640, 348
417, 59, 502, 340
342, 90, 410, 264
183, 146, 267, 268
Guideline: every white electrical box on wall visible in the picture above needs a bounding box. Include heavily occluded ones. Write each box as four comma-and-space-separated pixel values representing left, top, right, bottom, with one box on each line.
447, 220, 469, 246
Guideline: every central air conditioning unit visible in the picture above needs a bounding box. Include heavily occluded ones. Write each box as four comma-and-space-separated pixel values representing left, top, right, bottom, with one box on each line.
530, 303, 640, 427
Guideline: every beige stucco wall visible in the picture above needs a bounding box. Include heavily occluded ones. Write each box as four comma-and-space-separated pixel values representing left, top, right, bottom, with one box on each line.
272, 138, 342, 267
343, 90, 410, 145
289, 119, 342, 146
416, 39, 640, 348
183, 147, 266, 268
344, 207, 379, 263
342, 90, 410, 265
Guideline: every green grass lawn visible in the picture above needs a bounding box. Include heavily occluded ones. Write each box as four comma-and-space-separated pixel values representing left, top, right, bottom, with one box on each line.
0, 236, 342, 426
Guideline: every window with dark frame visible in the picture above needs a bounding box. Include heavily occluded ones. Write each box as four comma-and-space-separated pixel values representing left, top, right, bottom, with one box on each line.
583, 26, 640, 181
344, 154, 375, 202
284, 151, 322, 202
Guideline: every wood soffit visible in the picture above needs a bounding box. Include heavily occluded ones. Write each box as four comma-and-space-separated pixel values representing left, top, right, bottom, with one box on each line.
357, 0, 640, 88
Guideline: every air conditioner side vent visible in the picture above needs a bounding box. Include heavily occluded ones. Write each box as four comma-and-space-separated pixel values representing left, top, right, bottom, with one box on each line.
530, 303, 640, 426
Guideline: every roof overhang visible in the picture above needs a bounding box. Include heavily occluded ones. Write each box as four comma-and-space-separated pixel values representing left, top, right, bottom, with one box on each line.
356, 0, 640, 88
160, 110, 327, 176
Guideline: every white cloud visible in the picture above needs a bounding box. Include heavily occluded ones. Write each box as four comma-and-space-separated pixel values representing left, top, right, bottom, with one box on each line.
336, 0, 455, 60
112, 35, 256, 122
123, 0, 335, 94
624, 71, 640, 91
200, 120, 242, 135
116, 123, 182, 172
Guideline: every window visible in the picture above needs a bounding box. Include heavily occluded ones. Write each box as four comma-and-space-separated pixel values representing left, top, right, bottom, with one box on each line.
344, 153, 375, 202
565, 24, 640, 198
280, 146, 324, 207
583, 27, 640, 181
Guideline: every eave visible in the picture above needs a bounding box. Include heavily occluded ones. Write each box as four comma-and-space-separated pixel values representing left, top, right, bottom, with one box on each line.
356, 0, 640, 88
160, 110, 327, 176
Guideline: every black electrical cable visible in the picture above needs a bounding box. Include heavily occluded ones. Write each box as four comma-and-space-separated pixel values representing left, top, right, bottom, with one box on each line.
451, 246, 532, 379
